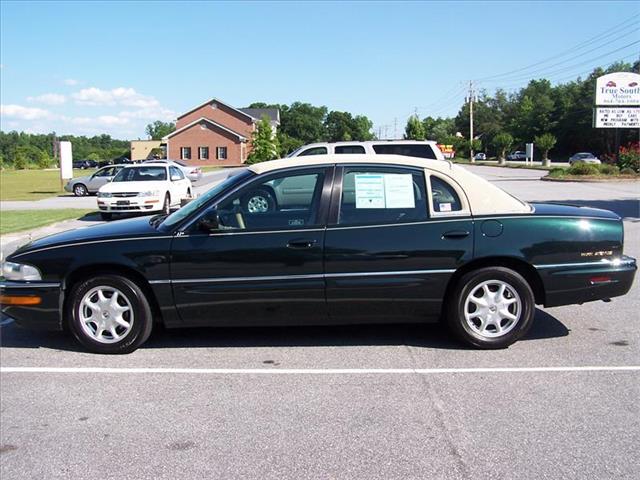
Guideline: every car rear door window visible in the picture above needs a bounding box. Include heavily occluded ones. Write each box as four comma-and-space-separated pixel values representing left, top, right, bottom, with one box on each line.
335, 145, 366, 154
338, 168, 428, 225
372, 144, 437, 159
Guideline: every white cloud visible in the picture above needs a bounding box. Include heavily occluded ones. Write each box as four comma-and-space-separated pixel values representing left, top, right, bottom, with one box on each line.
72, 87, 159, 108
1, 104, 52, 120
64, 78, 79, 86
97, 115, 130, 126
120, 106, 176, 121
27, 93, 67, 105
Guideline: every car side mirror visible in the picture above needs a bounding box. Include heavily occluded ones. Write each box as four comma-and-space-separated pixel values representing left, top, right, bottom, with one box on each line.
198, 208, 219, 232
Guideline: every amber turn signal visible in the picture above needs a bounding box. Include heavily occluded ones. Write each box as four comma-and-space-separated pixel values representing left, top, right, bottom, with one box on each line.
0, 295, 42, 306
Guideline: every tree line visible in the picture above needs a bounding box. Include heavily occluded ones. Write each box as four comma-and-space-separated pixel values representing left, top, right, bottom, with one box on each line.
404, 60, 639, 162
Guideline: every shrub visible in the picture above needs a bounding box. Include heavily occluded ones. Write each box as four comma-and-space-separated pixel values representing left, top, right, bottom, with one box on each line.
548, 167, 566, 178
617, 142, 640, 173
568, 162, 599, 175
620, 167, 636, 175
13, 151, 27, 169
598, 164, 619, 175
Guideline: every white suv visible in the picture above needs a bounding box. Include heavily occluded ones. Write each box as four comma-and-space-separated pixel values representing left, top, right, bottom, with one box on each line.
287, 140, 445, 161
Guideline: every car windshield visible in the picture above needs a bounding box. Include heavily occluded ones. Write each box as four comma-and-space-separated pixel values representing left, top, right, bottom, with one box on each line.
113, 166, 167, 182
158, 169, 253, 230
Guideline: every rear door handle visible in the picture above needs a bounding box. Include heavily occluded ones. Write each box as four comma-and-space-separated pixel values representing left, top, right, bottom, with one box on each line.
286, 239, 317, 249
442, 230, 470, 239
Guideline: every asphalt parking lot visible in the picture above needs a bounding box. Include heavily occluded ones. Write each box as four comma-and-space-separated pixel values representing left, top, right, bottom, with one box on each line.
1, 165, 639, 479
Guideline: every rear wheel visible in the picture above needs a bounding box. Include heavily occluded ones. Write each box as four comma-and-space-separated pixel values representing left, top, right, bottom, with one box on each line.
73, 184, 88, 196
67, 274, 153, 354
447, 267, 535, 349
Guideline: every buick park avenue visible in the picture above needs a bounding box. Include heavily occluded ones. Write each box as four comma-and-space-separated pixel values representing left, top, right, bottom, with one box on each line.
1, 155, 636, 353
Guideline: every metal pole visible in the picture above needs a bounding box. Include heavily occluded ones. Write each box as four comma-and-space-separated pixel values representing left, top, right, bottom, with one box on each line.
469, 81, 474, 163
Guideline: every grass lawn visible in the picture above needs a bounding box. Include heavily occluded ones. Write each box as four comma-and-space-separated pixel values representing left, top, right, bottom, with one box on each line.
201, 166, 223, 172
0, 209, 94, 234
0, 168, 95, 201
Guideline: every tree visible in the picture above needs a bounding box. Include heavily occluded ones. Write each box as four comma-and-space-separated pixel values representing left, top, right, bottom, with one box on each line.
493, 133, 514, 165
324, 111, 374, 142
145, 121, 175, 140
246, 116, 279, 164
404, 115, 426, 140
534, 133, 557, 167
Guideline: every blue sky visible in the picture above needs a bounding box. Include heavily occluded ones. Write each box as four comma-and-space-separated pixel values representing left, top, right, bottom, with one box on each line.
1, 0, 637, 139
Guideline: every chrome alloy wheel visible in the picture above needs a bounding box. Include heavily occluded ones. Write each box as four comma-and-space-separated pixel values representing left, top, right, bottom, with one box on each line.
247, 195, 269, 213
463, 280, 522, 338
79, 286, 134, 344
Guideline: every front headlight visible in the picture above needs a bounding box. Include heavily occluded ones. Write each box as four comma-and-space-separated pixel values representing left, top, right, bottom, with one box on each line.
1, 261, 42, 281
97, 192, 113, 198
137, 190, 159, 197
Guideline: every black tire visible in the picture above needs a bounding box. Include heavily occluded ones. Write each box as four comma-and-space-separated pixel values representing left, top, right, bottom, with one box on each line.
73, 183, 88, 196
100, 212, 112, 221
67, 274, 153, 354
242, 188, 276, 213
162, 193, 171, 214
446, 267, 535, 349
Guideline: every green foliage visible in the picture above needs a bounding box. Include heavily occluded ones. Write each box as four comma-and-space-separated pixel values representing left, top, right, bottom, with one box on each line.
534, 132, 557, 165
423, 116, 456, 143
598, 164, 619, 175
246, 116, 279, 164
492, 133, 514, 162
86, 152, 101, 161
620, 167, 637, 175
548, 167, 566, 178
404, 115, 426, 140
617, 143, 640, 173
567, 162, 599, 175
324, 111, 374, 142
145, 121, 176, 140
13, 150, 27, 169
277, 132, 304, 156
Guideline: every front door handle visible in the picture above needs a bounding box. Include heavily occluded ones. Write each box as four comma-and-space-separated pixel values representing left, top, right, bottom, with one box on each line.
442, 230, 470, 239
286, 239, 317, 249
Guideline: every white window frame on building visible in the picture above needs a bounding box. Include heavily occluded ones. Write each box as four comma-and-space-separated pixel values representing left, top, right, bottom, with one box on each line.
180, 147, 192, 160
216, 146, 228, 160
198, 146, 209, 160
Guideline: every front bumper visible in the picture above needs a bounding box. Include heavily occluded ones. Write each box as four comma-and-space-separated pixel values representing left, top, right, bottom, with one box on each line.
0, 281, 63, 330
64, 182, 73, 192
539, 256, 637, 307
97, 196, 162, 213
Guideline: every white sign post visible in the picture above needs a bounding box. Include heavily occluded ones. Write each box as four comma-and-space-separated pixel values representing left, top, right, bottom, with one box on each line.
59, 141, 73, 191
525, 143, 534, 165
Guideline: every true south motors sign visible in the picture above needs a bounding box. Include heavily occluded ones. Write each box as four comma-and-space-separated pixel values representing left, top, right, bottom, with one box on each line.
593, 72, 640, 129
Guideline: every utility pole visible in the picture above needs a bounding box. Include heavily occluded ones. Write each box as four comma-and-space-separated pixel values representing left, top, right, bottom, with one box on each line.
393, 117, 398, 139
468, 80, 475, 163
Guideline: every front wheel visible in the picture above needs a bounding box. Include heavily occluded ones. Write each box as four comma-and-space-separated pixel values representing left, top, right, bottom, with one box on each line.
73, 183, 88, 196
162, 193, 171, 214
67, 275, 153, 354
447, 267, 535, 349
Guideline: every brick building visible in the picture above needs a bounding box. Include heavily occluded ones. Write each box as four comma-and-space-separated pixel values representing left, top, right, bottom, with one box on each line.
164, 98, 280, 166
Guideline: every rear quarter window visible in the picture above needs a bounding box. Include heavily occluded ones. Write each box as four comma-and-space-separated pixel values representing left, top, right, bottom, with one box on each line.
372, 144, 437, 159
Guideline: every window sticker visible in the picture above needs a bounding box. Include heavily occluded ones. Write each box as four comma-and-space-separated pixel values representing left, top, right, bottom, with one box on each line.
384, 174, 415, 209
355, 174, 386, 208
439, 202, 452, 212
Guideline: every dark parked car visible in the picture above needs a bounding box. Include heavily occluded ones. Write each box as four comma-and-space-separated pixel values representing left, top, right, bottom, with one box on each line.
1, 154, 636, 353
72, 160, 98, 169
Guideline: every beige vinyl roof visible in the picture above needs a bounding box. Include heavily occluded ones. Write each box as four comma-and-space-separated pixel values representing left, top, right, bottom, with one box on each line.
248, 154, 531, 215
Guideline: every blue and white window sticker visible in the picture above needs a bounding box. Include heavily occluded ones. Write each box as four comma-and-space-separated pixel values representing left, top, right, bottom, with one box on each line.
355, 174, 385, 208
354, 173, 415, 209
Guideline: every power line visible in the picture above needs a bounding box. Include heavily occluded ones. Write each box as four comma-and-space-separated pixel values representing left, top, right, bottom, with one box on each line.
475, 14, 640, 82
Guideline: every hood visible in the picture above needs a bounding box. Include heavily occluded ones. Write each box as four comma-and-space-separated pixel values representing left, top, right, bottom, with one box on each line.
531, 202, 620, 220
69, 174, 92, 184
9, 215, 163, 259
100, 180, 168, 193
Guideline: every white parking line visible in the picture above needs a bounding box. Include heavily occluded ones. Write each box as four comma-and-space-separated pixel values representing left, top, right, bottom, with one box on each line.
1, 366, 639, 375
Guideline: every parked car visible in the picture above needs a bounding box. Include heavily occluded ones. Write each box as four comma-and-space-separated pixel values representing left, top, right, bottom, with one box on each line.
72, 160, 98, 169
64, 165, 125, 196
474, 153, 487, 161
96, 163, 192, 220
142, 159, 203, 182
287, 140, 446, 161
2, 154, 635, 354
569, 152, 601, 165
506, 151, 527, 161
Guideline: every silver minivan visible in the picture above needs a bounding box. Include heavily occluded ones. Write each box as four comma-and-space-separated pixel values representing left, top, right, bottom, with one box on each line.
287, 140, 446, 161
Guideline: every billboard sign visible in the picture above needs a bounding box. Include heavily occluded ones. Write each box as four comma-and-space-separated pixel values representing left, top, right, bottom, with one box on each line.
595, 72, 640, 106
593, 107, 639, 128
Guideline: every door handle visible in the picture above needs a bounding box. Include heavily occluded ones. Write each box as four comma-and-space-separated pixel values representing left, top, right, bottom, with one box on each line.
286, 239, 317, 249
442, 230, 470, 239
